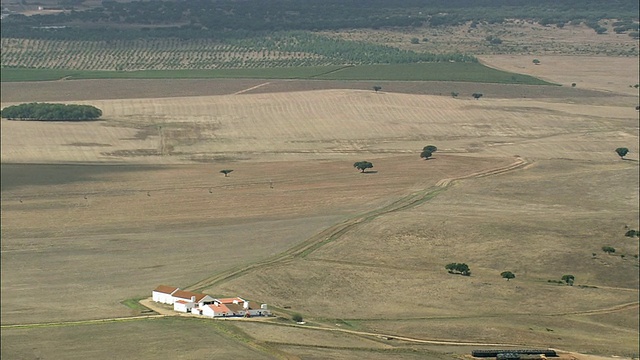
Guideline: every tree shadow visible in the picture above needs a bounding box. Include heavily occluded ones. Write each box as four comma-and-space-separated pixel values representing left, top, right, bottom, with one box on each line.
622, 158, 639, 162
362, 170, 378, 174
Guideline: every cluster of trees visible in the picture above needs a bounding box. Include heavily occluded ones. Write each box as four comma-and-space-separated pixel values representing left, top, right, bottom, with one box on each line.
2, 0, 636, 42
0, 103, 102, 121
445, 262, 471, 276
561, 274, 575, 286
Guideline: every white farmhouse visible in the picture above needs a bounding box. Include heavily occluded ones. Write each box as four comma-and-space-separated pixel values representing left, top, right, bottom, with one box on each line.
151, 285, 270, 317
152, 285, 180, 304
171, 290, 216, 313
201, 302, 234, 318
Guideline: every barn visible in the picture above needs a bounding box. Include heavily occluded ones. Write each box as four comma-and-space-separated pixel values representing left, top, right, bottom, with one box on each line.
152, 285, 180, 304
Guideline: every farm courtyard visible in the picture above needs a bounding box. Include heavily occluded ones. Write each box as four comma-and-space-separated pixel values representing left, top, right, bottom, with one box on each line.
1, 56, 639, 359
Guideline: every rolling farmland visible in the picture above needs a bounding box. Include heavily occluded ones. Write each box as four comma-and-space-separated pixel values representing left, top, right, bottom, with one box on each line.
1, 31, 638, 360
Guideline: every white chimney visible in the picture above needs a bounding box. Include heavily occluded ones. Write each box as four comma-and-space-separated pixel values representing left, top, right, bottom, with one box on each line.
190, 296, 196, 302
243, 301, 249, 310
261, 304, 268, 310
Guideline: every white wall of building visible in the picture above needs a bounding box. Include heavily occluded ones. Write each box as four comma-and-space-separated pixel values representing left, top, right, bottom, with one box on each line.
152, 291, 175, 304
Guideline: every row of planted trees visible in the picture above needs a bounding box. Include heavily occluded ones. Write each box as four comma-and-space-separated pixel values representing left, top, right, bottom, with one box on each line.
1, 34, 475, 71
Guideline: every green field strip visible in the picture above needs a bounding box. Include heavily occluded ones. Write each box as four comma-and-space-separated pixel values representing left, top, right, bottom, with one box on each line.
315, 63, 554, 85
1, 63, 554, 85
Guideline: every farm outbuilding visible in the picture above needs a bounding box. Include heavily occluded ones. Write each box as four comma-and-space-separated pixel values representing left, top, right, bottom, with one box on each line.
201, 303, 234, 318
152, 285, 180, 304
173, 299, 197, 313
171, 290, 215, 306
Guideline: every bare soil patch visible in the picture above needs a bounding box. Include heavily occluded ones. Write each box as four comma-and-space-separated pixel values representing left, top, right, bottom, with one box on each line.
0, 78, 623, 103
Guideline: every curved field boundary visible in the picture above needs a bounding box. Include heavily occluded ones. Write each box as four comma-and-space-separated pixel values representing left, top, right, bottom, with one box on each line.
186, 156, 529, 292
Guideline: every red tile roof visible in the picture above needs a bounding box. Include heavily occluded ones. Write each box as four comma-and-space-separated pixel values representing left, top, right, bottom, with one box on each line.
153, 285, 180, 294
172, 290, 210, 302
208, 303, 231, 313
218, 297, 244, 304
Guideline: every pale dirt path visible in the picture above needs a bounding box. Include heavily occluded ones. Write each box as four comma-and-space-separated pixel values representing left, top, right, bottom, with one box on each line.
233, 82, 272, 95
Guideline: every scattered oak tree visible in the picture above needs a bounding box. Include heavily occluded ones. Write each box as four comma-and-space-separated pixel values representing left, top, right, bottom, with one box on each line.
445, 262, 471, 276
625, 229, 639, 238
601, 246, 616, 254
353, 161, 374, 173
615, 147, 629, 159
501, 271, 516, 281
423, 145, 437, 153
533, 59, 541, 65
220, 169, 234, 177
561, 274, 575, 286
472, 93, 483, 100
421, 145, 437, 160
373, 86, 382, 92
292, 313, 303, 322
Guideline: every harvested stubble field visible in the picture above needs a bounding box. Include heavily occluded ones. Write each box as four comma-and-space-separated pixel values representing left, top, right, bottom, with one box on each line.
1, 56, 639, 359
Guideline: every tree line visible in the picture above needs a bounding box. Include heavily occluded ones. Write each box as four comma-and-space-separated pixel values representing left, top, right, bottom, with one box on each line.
2, 0, 636, 41
1, 103, 102, 121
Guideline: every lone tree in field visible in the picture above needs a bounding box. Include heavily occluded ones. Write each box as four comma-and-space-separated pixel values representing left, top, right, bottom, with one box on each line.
601, 246, 616, 254
561, 274, 575, 286
501, 271, 516, 281
353, 161, 374, 173
625, 229, 639, 237
615, 147, 629, 159
373, 86, 382, 92
292, 313, 303, 322
445, 262, 471, 276
472, 93, 483, 100
532, 59, 541, 65
220, 169, 234, 177
423, 145, 437, 153
421, 145, 437, 160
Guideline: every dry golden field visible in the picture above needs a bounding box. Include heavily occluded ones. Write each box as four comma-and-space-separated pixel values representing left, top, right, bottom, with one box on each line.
1, 55, 639, 359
